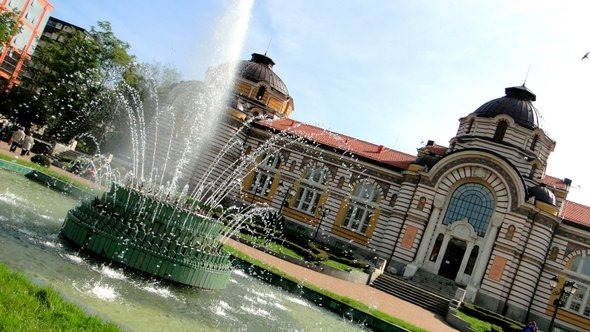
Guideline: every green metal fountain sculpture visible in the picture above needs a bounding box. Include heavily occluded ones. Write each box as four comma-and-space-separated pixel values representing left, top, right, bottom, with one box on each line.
60, 184, 232, 289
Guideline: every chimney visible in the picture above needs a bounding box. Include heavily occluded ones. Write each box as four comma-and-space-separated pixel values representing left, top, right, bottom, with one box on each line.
427, 140, 434, 146
377, 145, 385, 153
564, 178, 572, 189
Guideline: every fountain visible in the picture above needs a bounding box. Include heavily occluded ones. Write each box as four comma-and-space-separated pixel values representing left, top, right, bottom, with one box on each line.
60, 183, 233, 289
0, 169, 367, 331
56, 0, 269, 290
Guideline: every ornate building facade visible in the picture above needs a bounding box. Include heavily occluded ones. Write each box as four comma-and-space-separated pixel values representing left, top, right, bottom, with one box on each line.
196, 53, 589, 331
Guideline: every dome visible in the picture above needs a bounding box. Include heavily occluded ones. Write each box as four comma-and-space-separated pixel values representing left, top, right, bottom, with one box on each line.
528, 184, 556, 205
473, 85, 540, 129
237, 53, 289, 95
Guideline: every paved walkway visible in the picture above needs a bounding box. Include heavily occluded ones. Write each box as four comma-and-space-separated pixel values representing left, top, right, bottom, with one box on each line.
225, 239, 458, 332
1, 140, 457, 331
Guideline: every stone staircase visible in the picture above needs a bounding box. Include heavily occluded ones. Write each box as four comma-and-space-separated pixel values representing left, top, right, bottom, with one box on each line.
370, 269, 459, 316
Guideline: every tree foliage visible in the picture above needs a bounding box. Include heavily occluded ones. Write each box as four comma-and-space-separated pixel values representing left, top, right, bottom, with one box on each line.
2, 20, 182, 154
0, 10, 21, 45
25, 21, 138, 144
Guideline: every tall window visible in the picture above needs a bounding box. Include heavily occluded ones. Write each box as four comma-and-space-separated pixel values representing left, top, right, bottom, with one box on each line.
530, 134, 539, 151
342, 181, 380, 234
465, 246, 479, 275
529, 165, 537, 179
493, 120, 508, 142
466, 119, 475, 134
256, 86, 266, 100
567, 254, 590, 317
443, 183, 495, 237
249, 153, 281, 197
294, 166, 328, 214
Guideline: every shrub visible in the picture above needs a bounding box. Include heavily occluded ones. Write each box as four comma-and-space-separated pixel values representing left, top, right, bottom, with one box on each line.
31, 154, 51, 168
460, 303, 525, 332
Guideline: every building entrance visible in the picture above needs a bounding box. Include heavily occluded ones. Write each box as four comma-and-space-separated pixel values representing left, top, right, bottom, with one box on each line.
438, 238, 466, 280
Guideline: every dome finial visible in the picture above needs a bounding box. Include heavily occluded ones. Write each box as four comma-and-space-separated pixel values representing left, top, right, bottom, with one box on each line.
264, 38, 272, 56
522, 65, 532, 87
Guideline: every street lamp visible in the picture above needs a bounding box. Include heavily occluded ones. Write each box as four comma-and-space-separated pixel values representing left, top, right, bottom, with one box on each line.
312, 207, 330, 242
548, 276, 578, 331
278, 185, 296, 215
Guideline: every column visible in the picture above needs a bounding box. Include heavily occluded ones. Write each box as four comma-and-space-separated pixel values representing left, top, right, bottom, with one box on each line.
469, 212, 503, 286
415, 193, 446, 265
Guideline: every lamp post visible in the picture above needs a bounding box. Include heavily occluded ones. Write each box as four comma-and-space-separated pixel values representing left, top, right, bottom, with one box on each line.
548, 276, 578, 331
278, 185, 295, 215
312, 207, 330, 242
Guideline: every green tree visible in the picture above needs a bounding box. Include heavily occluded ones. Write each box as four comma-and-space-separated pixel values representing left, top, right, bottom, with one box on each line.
28, 21, 138, 145
0, 10, 20, 45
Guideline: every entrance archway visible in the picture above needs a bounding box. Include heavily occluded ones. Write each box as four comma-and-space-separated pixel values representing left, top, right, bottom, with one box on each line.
438, 238, 466, 280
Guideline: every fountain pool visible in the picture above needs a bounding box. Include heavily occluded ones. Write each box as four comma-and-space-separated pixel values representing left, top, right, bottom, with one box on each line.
0, 169, 367, 331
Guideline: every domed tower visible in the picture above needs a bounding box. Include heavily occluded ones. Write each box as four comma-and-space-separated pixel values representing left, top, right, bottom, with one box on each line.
230, 53, 295, 120
449, 85, 559, 206
189, 53, 294, 200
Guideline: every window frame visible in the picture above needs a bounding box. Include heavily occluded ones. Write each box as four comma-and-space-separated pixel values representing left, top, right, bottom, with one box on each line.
341, 181, 380, 234
294, 165, 328, 214
442, 183, 495, 237
248, 153, 281, 198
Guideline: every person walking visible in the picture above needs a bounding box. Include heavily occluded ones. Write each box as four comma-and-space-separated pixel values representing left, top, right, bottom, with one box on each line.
20, 132, 34, 156
9, 127, 25, 152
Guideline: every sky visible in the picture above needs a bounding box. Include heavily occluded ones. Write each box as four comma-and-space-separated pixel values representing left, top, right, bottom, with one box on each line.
49, 0, 590, 205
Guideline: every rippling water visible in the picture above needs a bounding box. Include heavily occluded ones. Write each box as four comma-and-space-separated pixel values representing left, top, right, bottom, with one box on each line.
0, 169, 367, 331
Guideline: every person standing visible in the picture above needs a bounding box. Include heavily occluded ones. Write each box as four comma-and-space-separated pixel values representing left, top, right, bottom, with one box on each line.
9, 127, 25, 152
20, 132, 34, 156
522, 321, 538, 332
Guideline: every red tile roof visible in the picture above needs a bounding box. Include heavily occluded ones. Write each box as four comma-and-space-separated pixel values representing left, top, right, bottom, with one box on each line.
562, 200, 590, 227
256, 118, 416, 169
424, 144, 448, 156
256, 119, 590, 229
540, 175, 568, 191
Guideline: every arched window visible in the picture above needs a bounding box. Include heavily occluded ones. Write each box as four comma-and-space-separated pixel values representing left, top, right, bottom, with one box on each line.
465, 245, 479, 275
505, 225, 516, 241
294, 165, 328, 214
529, 165, 537, 179
337, 176, 345, 189
530, 134, 539, 151
342, 181, 380, 234
466, 119, 475, 134
442, 183, 495, 237
249, 153, 281, 197
390, 194, 398, 207
493, 120, 508, 142
417, 197, 427, 211
256, 86, 266, 100
429, 234, 444, 262
570, 254, 590, 276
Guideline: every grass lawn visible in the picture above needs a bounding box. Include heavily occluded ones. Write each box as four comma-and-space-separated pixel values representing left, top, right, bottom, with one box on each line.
0, 152, 99, 194
238, 233, 366, 272
0, 263, 120, 332
456, 310, 493, 331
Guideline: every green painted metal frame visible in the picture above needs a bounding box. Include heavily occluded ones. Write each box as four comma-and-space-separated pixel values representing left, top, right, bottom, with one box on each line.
60, 184, 232, 289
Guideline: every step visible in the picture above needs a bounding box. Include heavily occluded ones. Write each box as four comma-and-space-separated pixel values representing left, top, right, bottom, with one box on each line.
370, 273, 452, 316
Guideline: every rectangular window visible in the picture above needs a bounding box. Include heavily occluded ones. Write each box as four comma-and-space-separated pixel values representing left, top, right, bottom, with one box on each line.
568, 285, 589, 317
249, 172, 273, 197
342, 203, 371, 233
295, 186, 320, 214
